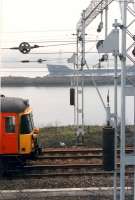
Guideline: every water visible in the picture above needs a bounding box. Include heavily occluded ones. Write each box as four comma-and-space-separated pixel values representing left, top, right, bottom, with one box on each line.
0, 68, 49, 77
1, 86, 134, 127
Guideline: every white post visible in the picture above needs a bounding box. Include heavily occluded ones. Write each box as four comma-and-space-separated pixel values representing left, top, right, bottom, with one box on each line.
81, 10, 85, 141
114, 54, 118, 200
114, 21, 119, 200
81, 10, 86, 69
105, 0, 108, 38
120, 0, 127, 200
76, 31, 79, 132
112, 18, 119, 200
134, 96, 135, 200
81, 75, 84, 143
105, 0, 111, 127
73, 60, 76, 127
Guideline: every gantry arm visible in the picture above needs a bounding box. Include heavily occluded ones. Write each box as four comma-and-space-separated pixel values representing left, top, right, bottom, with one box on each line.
77, 0, 114, 31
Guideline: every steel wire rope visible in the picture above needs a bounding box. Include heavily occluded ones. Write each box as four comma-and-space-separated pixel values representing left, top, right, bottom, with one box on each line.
115, 0, 135, 2
30, 51, 99, 55
106, 55, 111, 104
26, 39, 99, 44
0, 42, 77, 50
85, 61, 106, 110
2, 29, 73, 33
0, 40, 97, 50
2, 57, 69, 63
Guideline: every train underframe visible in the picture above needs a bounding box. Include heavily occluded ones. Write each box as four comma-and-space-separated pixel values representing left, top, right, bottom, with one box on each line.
0, 146, 42, 176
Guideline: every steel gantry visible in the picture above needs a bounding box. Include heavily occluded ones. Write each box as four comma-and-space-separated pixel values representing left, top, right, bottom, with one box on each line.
72, 0, 115, 145
74, 0, 135, 200
68, 0, 115, 144
74, 1, 115, 144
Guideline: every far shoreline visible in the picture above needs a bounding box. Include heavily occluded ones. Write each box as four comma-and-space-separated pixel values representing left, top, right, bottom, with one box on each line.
1, 75, 135, 87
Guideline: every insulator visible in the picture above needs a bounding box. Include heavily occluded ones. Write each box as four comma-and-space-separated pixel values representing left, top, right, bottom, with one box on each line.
97, 22, 103, 32
21, 60, 30, 63
132, 47, 135, 57
103, 126, 114, 171
97, 26, 101, 32
37, 59, 43, 63
78, 36, 82, 41
33, 45, 40, 48
99, 56, 105, 62
96, 40, 104, 50
70, 88, 75, 106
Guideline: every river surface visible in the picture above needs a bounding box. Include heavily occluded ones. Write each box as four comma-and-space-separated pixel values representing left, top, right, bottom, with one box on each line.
1, 86, 134, 127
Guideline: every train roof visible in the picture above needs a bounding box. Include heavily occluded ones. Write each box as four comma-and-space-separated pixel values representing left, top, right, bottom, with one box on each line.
0, 96, 29, 113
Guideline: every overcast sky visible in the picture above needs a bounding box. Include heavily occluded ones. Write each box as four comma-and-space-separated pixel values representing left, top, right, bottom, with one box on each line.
0, 0, 134, 74
0, 0, 94, 46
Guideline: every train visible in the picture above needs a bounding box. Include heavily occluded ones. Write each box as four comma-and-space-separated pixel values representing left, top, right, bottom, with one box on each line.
0, 95, 42, 174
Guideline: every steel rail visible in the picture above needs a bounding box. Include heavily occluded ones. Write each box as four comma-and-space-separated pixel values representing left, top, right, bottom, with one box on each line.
6, 170, 134, 179
42, 147, 134, 154
23, 163, 103, 170
37, 154, 102, 160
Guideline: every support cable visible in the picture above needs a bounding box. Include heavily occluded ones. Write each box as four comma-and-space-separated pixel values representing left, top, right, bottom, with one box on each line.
85, 61, 106, 111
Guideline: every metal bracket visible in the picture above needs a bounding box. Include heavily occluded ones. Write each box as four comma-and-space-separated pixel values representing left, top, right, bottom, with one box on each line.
125, 86, 135, 96
125, 154, 135, 165
97, 29, 119, 54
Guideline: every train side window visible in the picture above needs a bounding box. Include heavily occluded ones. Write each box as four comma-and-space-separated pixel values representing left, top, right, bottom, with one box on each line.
5, 116, 16, 133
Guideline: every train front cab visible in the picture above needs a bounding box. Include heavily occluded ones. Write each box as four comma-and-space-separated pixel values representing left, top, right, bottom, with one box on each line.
0, 102, 40, 160
0, 96, 41, 175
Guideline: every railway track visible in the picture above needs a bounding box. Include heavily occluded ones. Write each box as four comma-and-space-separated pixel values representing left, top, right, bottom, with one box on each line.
8, 164, 133, 179
6, 171, 116, 178
5, 147, 134, 178
35, 147, 133, 163
8, 161, 132, 178
9, 163, 103, 174
6, 163, 103, 178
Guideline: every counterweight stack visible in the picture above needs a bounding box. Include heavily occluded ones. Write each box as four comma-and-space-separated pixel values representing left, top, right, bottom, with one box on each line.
103, 126, 114, 171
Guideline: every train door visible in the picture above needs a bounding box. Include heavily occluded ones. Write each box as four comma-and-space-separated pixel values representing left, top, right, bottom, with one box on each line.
0, 113, 2, 153
1, 113, 18, 154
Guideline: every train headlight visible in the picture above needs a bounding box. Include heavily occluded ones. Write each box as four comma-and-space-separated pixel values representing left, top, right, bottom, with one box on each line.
34, 128, 40, 135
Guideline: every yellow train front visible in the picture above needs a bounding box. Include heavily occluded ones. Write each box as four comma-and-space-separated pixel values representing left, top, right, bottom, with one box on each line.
0, 95, 41, 173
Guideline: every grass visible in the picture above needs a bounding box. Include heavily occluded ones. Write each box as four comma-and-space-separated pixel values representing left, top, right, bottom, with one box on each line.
39, 125, 135, 148
39, 125, 103, 148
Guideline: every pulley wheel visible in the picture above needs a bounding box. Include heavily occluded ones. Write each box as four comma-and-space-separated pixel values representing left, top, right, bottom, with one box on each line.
19, 42, 31, 54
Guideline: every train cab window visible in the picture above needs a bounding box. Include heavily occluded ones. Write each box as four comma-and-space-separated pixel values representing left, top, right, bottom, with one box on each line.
30, 112, 34, 128
5, 116, 16, 133
20, 114, 33, 134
